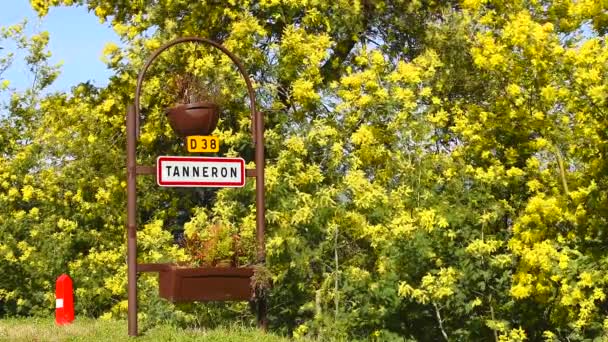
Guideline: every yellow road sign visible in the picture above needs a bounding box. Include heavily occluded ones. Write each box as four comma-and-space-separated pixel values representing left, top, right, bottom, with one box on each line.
186, 136, 219, 153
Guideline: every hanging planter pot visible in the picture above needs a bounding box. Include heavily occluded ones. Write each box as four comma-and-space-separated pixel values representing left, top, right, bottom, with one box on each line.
165, 101, 219, 137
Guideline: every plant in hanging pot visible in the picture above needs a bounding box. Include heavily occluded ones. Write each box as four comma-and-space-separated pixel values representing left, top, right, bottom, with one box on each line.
165, 73, 222, 137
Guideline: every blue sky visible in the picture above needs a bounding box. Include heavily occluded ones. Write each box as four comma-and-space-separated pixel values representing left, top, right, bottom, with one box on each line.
0, 1, 120, 93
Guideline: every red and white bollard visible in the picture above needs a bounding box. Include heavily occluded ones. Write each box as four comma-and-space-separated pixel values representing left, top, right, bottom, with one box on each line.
55, 274, 74, 325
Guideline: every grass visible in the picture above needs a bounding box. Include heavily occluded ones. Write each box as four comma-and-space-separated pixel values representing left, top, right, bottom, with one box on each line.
0, 318, 291, 341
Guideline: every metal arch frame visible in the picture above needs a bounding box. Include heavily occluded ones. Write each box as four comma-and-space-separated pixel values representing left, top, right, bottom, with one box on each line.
126, 37, 266, 336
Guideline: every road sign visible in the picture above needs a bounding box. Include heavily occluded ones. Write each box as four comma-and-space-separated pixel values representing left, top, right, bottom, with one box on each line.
187, 135, 220, 153
157, 156, 245, 187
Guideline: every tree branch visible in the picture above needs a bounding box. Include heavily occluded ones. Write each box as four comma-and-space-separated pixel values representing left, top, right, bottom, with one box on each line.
433, 302, 449, 342
320, 0, 373, 85
334, 225, 340, 320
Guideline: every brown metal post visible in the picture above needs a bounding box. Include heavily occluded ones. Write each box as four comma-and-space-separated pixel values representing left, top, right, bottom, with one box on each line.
254, 109, 267, 330
126, 103, 138, 336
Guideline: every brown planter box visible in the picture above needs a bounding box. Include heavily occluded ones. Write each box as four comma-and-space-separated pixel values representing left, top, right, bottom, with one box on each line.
157, 265, 254, 302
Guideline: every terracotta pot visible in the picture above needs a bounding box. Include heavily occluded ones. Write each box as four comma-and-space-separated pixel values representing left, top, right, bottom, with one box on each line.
165, 102, 219, 137
158, 265, 253, 302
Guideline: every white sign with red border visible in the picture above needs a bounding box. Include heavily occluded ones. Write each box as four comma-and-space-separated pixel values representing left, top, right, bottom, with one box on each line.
157, 156, 245, 188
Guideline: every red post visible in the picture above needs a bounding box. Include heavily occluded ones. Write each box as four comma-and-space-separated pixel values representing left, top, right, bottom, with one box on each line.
55, 274, 74, 325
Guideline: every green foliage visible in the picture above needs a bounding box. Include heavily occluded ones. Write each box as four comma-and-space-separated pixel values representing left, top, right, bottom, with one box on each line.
0, 317, 291, 341
1, 0, 607, 340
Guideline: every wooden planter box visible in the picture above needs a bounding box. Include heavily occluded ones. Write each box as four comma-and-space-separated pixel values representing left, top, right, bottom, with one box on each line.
139, 263, 254, 302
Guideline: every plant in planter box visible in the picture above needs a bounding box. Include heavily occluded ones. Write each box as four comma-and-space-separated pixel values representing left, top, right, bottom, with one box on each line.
165, 72, 224, 137
154, 217, 256, 302
183, 220, 242, 267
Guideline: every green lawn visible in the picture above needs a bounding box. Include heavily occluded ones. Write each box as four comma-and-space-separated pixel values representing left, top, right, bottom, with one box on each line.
0, 318, 291, 341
